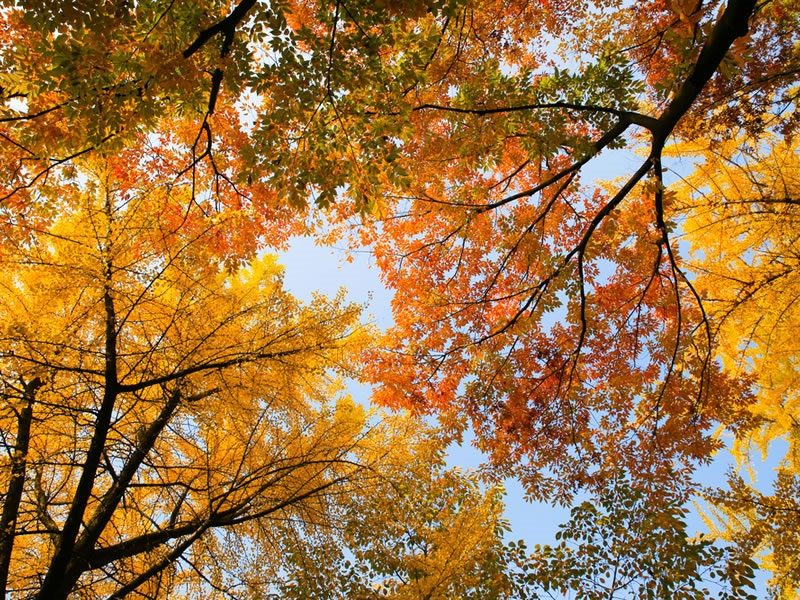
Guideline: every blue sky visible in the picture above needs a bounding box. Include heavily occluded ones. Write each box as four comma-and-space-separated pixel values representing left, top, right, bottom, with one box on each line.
278, 235, 572, 547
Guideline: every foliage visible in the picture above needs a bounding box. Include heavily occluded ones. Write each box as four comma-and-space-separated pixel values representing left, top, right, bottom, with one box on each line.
673, 131, 800, 598
524, 475, 759, 600
674, 132, 800, 465
704, 469, 800, 600
0, 156, 517, 599
1, 0, 796, 214
279, 461, 525, 599
0, 0, 798, 596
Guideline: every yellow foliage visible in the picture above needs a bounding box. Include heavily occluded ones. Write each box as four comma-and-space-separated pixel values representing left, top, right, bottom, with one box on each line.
674, 132, 800, 465
0, 156, 519, 599
673, 130, 800, 597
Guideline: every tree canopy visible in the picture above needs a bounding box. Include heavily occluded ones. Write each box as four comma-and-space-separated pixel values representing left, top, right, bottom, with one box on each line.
0, 155, 521, 599
0, 0, 798, 597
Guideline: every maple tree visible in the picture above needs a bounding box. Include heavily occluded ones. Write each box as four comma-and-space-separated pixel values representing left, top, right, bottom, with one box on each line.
352, 0, 783, 503
0, 155, 519, 600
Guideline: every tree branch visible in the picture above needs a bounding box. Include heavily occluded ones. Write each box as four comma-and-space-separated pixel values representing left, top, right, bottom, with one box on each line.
0, 377, 43, 600
653, 0, 758, 145
183, 0, 259, 60
414, 101, 658, 131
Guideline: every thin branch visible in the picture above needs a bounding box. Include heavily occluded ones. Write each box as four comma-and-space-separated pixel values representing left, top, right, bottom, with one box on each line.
415, 101, 658, 132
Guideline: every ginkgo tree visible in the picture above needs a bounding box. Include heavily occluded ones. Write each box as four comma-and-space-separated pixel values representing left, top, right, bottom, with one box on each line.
279, 460, 521, 599
672, 131, 800, 598
0, 153, 522, 600
675, 132, 800, 465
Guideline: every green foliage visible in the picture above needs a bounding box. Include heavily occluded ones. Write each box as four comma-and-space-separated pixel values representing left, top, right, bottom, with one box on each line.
523, 475, 758, 600
278, 460, 526, 599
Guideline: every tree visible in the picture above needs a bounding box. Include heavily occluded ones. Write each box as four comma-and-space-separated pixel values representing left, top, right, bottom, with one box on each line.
279, 461, 524, 599
671, 131, 800, 598
674, 132, 800, 465
3, 0, 794, 213
360, 0, 788, 498
703, 470, 800, 600
524, 474, 759, 600
0, 154, 518, 599
1, 0, 799, 593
